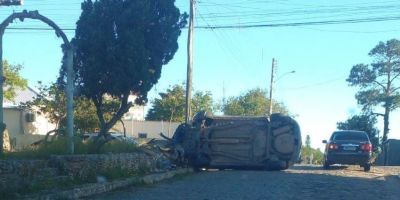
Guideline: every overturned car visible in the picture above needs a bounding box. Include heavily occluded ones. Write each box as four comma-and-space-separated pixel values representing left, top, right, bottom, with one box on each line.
163, 112, 301, 170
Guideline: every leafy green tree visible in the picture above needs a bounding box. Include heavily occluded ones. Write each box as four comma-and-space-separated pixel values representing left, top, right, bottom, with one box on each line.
305, 135, 311, 148
192, 91, 214, 115
59, 0, 187, 139
74, 97, 100, 133
3, 61, 27, 101
1, 61, 27, 153
300, 135, 323, 164
22, 82, 100, 133
337, 113, 380, 152
347, 39, 400, 144
222, 88, 289, 116
300, 147, 324, 165
146, 84, 214, 122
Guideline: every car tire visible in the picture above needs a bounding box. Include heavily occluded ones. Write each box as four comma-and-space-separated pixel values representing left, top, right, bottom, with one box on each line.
323, 160, 330, 170
363, 164, 371, 172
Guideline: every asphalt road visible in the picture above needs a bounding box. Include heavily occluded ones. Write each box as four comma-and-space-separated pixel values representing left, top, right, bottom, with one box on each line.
89, 165, 400, 200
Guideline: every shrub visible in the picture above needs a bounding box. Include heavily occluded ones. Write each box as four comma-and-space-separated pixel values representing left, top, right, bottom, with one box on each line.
0, 136, 138, 159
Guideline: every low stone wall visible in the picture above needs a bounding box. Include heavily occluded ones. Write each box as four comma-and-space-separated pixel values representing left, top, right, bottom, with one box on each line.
0, 151, 171, 196
48, 152, 168, 179
0, 160, 49, 195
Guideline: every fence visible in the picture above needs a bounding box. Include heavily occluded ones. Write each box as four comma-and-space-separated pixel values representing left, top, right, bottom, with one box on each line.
112, 120, 181, 139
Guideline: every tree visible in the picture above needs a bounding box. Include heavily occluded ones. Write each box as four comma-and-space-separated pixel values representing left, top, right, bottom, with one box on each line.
300, 147, 324, 165
22, 82, 100, 134
305, 135, 311, 148
59, 0, 187, 140
337, 113, 380, 152
222, 88, 289, 116
0, 0, 23, 6
347, 39, 400, 145
146, 84, 214, 122
3, 60, 27, 101
300, 135, 323, 164
1, 61, 27, 153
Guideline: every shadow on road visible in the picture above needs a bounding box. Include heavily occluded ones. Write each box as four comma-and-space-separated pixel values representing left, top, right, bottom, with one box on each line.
290, 164, 348, 171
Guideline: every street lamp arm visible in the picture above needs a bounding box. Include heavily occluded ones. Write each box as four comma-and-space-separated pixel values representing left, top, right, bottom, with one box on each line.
275, 70, 296, 83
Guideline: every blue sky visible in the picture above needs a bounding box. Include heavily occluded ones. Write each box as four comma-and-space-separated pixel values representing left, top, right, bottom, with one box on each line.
1, 0, 400, 149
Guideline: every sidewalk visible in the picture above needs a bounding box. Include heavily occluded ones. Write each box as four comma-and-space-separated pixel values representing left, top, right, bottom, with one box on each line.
22, 168, 192, 200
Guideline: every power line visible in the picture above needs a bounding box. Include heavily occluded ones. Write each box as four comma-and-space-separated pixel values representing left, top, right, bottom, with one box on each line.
6, 27, 75, 31
5, 15, 400, 32
197, 7, 248, 70
195, 16, 400, 29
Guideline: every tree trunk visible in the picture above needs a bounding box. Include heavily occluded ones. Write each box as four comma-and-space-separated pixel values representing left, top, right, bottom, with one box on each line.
383, 106, 390, 166
382, 107, 390, 143
120, 119, 126, 137
169, 110, 175, 136
93, 93, 132, 152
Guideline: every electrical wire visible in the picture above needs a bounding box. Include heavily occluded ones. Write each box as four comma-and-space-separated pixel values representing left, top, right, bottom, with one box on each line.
1, 1, 400, 33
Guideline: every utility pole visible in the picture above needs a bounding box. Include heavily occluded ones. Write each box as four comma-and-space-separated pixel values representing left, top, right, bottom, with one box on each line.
268, 58, 276, 116
0, 0, 23, 6
222, 81, 226, 107
185, 0, 195, 124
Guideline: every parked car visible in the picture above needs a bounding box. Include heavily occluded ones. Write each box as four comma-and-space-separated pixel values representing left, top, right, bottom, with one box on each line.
322, 130, 372, 171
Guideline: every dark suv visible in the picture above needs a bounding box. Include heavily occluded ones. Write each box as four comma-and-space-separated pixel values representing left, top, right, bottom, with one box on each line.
322, 130, 372, 172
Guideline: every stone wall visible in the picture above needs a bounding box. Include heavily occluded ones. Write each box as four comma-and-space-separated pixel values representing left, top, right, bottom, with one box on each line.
48, 152, 168, 179
0, 160, 49, 195
0, 151, 171, 196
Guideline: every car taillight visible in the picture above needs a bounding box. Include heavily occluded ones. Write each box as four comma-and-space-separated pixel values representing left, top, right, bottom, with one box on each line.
361, 143, 372, 152
328, 143, 338, 150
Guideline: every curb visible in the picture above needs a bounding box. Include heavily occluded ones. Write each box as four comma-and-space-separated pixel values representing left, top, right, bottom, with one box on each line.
23, 168, 193, 200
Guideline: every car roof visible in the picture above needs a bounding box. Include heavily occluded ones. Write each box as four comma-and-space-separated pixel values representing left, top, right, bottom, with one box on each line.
330, 130, 369, 141
332, 130, 367, 134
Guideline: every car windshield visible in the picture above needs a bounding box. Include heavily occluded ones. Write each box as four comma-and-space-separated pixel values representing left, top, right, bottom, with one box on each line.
332, 132, 368, 141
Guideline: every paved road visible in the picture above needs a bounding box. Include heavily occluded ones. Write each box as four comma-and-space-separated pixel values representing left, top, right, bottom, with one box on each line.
89, 165, 400, 200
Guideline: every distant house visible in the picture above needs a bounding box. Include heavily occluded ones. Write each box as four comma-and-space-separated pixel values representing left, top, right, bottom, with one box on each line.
3, 87, 56, 150
122, 95, 146, 121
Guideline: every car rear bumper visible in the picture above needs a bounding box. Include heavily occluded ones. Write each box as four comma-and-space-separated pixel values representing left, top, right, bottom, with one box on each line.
326, 152, 371, 165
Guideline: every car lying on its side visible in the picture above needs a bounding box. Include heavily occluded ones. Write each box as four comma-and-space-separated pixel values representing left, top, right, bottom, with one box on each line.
165, 112, 302, 171
322, 130, 372, 172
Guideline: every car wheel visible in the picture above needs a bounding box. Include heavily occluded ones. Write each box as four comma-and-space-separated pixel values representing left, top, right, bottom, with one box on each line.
363, 164, 371, 172
323, 160, 330, 170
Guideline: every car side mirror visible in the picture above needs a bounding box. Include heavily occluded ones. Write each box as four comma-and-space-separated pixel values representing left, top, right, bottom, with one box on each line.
322, 140, 327, 144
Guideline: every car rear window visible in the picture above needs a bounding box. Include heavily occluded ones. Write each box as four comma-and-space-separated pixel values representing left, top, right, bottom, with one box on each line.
332, 132, 369, 141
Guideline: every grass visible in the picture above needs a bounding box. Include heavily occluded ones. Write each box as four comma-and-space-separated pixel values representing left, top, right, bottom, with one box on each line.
99, 140, 139, 154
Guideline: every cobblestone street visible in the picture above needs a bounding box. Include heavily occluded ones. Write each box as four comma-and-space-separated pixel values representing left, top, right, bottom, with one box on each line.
89, 165, 400, 200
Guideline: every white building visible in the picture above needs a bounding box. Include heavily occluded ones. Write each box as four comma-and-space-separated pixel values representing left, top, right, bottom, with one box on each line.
122, 95, 146, 121
3, 87, 56, 149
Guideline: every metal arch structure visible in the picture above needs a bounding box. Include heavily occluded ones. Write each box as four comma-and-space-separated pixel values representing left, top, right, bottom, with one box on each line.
0, 10, 75, 154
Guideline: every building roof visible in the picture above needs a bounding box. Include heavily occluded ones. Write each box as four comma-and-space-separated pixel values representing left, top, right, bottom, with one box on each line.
3, 86, 39, 108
